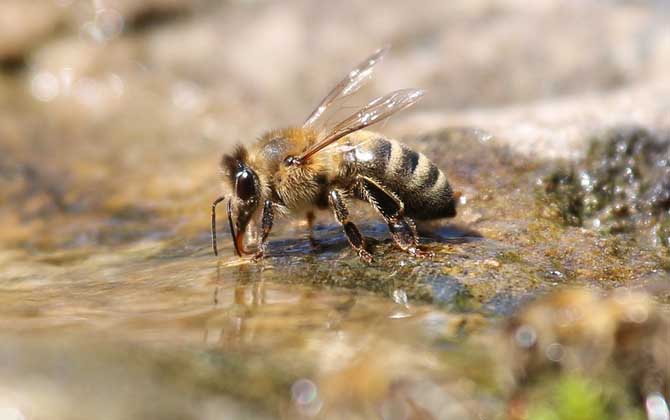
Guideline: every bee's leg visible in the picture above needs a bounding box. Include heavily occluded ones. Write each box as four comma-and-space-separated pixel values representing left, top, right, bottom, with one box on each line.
359, 177, 433, 258
306, 211, 320, 249
252, 200, 274, 261
328, 189, 374, 263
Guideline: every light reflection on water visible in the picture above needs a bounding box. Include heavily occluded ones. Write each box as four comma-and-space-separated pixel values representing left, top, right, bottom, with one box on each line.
0, 239, 482, 418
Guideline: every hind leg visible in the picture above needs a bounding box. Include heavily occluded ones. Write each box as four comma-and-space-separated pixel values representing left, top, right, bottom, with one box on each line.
358, 176, 433, 258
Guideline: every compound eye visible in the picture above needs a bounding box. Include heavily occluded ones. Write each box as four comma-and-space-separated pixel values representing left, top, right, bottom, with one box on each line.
235, 170, 256, 201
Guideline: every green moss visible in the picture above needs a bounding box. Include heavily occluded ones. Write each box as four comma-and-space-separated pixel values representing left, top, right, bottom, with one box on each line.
496, 250, 524, 264
542, 168, 584, 226
657, 251, 670, 272
657, 217, 670, 248
526, 375, 644, 420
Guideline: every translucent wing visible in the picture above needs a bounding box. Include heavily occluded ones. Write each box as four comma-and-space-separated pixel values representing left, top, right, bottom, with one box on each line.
303, 46, 389, 128
298, 88, 425, 162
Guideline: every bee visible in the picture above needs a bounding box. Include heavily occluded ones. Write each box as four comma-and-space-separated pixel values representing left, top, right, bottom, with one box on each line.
211, 47, 457, 263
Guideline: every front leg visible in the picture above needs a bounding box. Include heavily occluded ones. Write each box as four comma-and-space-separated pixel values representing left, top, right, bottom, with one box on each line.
252, 200, 274, 261
329, 189, 374, 263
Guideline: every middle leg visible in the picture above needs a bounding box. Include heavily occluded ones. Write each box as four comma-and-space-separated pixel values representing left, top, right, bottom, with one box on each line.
328, 189, 374, 263
305, 211, 320, 250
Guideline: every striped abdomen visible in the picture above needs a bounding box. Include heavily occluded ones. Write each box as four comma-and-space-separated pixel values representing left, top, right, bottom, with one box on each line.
347, 134, 457, 220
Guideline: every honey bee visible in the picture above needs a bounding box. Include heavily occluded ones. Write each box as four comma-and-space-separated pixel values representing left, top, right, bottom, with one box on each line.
211, 47, 457, 263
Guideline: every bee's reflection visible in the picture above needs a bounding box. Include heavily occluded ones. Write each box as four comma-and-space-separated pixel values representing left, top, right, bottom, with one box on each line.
204, 262, 266, 347
204, 260, 359, 351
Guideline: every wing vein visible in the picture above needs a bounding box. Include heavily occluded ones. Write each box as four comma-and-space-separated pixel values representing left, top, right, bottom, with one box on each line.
303, 46, 389, 128
297, 88, 425, 162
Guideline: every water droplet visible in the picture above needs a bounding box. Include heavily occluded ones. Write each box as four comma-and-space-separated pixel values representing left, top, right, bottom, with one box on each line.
646, 393, 670, 420
80, 8, 124, 43
292, 379, 318, 405
291, 379, 322, 416
478, 130, 493, 142
95, 9, 124, 40
579, 172, 593, 189
80, 21, 104, 43
514, 325, 537, 348
30, 71, 60, 102
392, 289, 408, 306
626, 305, 648, 323
545, 342, 564, 362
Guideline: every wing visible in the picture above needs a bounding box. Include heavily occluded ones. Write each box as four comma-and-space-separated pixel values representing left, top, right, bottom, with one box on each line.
303, 46, 389, 128
297, 88, 425, 162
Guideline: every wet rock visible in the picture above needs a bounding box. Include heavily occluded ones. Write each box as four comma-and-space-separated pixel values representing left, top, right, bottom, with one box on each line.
542, 126, 670, 248
0, 1, 63, 66
61, 0, 197, 35
108, 0, 194, 31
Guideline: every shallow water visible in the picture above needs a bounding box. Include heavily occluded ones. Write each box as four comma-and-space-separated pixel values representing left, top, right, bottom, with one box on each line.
0, 231, 495, 419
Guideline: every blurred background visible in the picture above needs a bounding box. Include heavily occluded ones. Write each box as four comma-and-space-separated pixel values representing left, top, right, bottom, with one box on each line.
1, 1, 670, 419
3, 0, 670, 249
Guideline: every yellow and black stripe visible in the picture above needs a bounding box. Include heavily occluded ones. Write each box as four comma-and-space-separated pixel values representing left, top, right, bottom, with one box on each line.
354, 136, 456, 220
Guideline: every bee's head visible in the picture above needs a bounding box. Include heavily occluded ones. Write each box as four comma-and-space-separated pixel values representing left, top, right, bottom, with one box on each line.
219, 146, 261, 256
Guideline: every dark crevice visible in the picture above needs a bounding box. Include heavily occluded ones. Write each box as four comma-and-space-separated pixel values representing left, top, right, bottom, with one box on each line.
0, 54, 27, 74
126, 7, 191, 33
